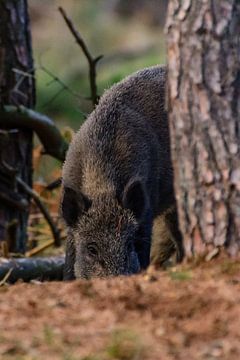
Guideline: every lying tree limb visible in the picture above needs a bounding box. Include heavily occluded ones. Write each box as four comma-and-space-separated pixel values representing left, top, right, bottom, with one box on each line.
59, 6, 103, 107
0, 256, 64, 283
17, 177, 62, 247
0, 105, 69, 161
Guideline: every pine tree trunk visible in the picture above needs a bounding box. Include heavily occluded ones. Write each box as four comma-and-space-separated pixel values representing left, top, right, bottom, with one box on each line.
167, 1, 240, 257
0, 0, 35, 253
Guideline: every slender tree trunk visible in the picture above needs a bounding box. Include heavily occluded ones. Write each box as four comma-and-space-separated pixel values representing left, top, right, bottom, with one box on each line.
167, 1, 240, 257
0, 0, 35, 253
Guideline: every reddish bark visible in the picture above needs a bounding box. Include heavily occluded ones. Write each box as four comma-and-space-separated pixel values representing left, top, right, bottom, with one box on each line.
167, 0, 240, 257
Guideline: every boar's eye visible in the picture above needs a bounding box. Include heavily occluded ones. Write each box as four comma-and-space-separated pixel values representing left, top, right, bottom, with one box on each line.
87, 243, 98, 257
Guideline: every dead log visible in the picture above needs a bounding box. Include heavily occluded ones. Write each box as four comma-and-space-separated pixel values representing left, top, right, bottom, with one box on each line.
0, 256, 65, 284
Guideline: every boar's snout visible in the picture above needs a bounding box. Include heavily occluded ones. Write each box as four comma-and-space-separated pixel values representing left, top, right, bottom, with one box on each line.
74, 246, 141, 279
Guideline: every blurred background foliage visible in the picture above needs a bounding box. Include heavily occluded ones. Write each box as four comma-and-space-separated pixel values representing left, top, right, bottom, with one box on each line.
29, 0, 167, 126
28, 0, 167, 183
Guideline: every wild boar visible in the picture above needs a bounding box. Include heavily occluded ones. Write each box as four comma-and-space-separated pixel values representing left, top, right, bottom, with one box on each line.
61, 65, 183, 279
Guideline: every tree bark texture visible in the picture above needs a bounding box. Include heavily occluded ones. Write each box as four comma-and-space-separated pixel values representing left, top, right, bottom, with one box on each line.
0, 0, 35, 253
167, 1, 240, 257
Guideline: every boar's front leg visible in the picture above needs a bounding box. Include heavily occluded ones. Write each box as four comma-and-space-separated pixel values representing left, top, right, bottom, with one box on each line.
135, 212, 153, 269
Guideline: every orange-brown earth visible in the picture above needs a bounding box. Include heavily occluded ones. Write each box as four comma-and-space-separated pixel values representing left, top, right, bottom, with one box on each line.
0, 257, 239, 360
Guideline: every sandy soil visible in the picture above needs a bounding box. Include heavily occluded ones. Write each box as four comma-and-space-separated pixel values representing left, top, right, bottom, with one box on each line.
0, 257, 239, 360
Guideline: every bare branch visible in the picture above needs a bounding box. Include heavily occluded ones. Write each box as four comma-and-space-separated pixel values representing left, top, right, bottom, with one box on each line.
46, 177, 62, 191
12, 68, 35, 78
41, 87, 66, 109
17, 176, 62, 247
38, 63, 84, 103
59, 6, 102, 106
13, 64, 87, 115
25, 239, 54, 257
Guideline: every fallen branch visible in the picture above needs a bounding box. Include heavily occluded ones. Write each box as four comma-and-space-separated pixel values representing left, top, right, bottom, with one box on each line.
0, 256, 64, 283
59, 6, 103, 106
0, 105, 69, 161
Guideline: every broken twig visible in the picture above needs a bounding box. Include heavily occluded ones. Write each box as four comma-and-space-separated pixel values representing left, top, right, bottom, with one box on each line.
46, 177, 62, 191
59, 6, 103, 106
0, 268, 13, 286
25, 239, 55, 257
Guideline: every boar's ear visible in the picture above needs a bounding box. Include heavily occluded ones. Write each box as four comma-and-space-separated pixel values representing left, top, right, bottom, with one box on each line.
122, 178, 147, 220
61, 187, 91, 226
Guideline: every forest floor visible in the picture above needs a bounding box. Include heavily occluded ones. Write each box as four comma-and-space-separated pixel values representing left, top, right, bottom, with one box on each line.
0, 255, 239, 360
